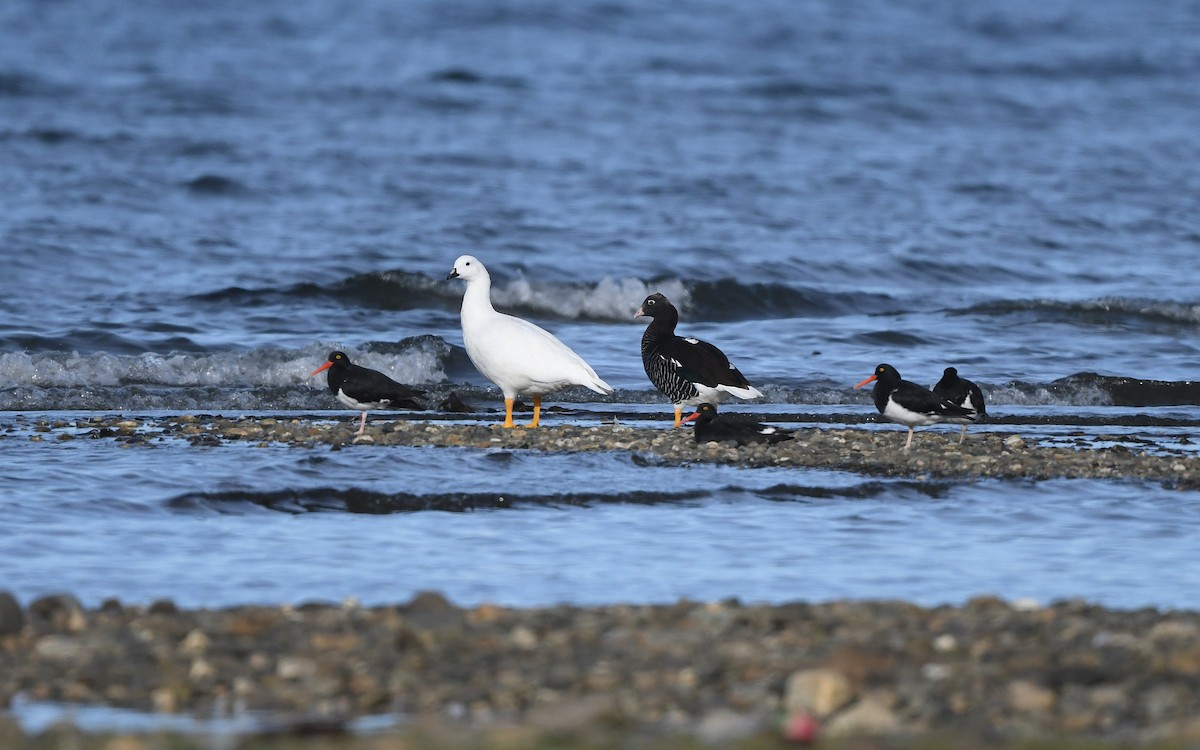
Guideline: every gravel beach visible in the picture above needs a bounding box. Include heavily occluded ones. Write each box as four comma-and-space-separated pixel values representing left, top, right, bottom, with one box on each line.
3, 591, 1200, 747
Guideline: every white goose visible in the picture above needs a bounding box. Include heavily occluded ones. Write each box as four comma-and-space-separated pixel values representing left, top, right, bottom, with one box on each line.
447, 255, 613, 428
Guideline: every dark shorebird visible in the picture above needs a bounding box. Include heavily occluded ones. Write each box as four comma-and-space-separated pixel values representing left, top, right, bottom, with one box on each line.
310, 351, 424, 435
932, 366, 988, 443
635, 292, 762, 427
683, 402, 794, 446
854, 363, 976, 450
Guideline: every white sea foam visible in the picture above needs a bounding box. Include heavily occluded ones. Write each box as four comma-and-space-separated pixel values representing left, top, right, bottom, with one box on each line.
487, 277, 691, 321
1088, 297, 1200, 324
986, 384, 1112, 407
0, 341, 448, 389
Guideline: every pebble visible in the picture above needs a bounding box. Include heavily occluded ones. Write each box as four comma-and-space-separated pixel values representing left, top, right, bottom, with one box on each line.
824, 696, 904, 737
28, 593, 88, 633
784, 668, 855, 717
0, 592, 23, 635
1007, 680, 1057, 713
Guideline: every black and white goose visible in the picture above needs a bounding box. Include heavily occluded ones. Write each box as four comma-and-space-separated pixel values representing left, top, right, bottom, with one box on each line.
310, 351, 424, 435
635, 292, 763, 427
932, 366, 987, 443
854, 363, 976, 450
683, 402, 794, 446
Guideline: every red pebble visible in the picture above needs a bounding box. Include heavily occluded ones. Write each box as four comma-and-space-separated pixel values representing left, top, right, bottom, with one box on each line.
783, 711, 821, 744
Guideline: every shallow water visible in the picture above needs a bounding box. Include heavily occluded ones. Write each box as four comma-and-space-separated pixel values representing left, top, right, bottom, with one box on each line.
2, 412, 1197, 611
2, 0, 1200, 611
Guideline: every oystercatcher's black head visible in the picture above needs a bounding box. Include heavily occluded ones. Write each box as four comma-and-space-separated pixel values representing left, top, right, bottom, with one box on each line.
634, 292, 673, 320
942, 366, 958, 378
682, 402, 717, 424
854, 363, 901, 389
310, 351, 349, 377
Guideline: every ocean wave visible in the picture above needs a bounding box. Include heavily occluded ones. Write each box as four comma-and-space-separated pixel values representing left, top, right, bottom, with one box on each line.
957, 297, 1200, 327
758, 480, 955, 501
764, 373, 1200, 409
194, 270, 893, 322
166, 487, 709, 514
3, 338, 1197, 410
0, 337, 450, 391
184, 174, 250, 196
3, 379, 1198, 413
968, 53, 1173, 81
0, 385, 328, 412
995, 373, 1200, 408
0, 70, 68, 97
686, 280, 894, 320
0, 331, 207, 355
195, 270, 686, 321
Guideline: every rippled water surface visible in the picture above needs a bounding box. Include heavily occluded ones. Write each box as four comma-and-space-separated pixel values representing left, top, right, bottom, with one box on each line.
2, 0, 1199, 609
3, 413, 1198, 610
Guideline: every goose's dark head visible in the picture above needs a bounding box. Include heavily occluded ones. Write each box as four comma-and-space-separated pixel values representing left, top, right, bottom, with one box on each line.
634, 292, 674, 320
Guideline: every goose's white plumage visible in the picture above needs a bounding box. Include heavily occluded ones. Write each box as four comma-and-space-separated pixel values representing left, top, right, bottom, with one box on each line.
448, 255, 613, 427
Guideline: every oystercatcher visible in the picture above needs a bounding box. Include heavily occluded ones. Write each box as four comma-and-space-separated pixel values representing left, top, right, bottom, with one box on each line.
683, 402, 794, 446
448, 255, 613, 428
932, 366, 987, 443
635, 292, 763, 427
854, 363, 976, 450
310, 351, 425, 435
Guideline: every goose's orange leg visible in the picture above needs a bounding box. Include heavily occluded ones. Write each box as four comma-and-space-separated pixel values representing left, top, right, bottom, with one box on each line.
527, 395, 542, 428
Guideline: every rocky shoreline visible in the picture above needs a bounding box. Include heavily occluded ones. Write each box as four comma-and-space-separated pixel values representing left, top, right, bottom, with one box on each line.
20, 413, 1200, 488
3, 591, 1200, 747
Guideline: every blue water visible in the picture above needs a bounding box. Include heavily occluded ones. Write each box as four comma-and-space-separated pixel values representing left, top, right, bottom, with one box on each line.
2, 0, 1200, 611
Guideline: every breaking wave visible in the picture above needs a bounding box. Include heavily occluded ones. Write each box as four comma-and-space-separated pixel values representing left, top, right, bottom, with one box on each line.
994, 372, 1200, 408
194, 269, 896, 322
0, 337, 455, 410
166, 487, 710, 514
956, 297, 1200, 328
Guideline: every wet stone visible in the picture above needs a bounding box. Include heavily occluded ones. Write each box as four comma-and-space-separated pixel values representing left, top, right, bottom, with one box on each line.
785, 668, 855, 717
0, 591, 24, 635
148, 599, 178, 615
28, 593, 88, 633
825, 696, 904, 737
